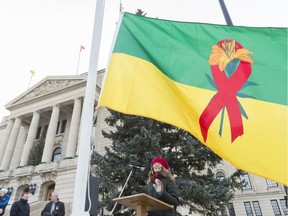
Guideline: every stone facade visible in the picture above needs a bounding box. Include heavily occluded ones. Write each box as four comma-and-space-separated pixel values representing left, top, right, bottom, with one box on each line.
0, 71, 286, 215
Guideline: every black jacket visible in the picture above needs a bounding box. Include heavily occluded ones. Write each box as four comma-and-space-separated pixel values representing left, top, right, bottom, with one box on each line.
145, 174, 179, 216
41, 201, 65, 216
10, 199, 30, 216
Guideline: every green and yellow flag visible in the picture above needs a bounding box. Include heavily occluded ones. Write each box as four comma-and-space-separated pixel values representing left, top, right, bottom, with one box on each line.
99, 13, 288, 186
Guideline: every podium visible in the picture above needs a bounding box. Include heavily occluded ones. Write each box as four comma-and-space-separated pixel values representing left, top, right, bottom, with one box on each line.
113, 193, 173, 216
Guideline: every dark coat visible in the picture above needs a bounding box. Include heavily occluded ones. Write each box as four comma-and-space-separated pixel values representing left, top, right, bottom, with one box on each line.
41, 201, 65, 216
145, 174, 179, 216
10, 199, 30, 216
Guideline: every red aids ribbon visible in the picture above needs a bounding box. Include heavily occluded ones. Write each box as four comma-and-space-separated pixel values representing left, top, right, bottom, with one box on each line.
199, 41, 252, 143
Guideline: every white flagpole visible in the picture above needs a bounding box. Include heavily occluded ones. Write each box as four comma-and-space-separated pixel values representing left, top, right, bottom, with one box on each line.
76, 48, 82, 75
28, 75, 33, 89
70, 0, 105, 215
28, 70, 35, 88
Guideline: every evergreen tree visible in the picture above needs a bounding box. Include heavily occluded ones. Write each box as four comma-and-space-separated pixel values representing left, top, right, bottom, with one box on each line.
92, 109, 243, 216
27, 136, 45, 166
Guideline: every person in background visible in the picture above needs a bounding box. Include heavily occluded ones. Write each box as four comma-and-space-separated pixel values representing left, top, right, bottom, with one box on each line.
41, 191, 65, 216
10, 192, 30, 216
145, 157, 179, 216
0, 188, 10, 216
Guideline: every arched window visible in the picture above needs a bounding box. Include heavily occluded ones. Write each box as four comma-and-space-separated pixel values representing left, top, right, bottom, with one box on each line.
46, 184, 55, 201
216, 171, 226, 181
52, 147, 62, 162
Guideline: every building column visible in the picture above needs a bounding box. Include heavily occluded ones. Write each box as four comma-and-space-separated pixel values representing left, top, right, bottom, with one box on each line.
20, 111, 40, 166
65, 98, 82, 158
0, 117, 22, 170
41, 105, 60, 163
0, 119, 14, 165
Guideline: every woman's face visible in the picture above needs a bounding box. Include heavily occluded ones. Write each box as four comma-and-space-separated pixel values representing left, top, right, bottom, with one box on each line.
152, 162, 163, 173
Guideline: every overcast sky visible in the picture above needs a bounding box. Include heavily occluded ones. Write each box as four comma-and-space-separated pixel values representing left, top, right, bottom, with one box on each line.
0, 0, 287, 120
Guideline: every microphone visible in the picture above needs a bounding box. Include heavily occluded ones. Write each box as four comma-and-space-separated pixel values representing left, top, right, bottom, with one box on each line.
128, 165, 145, 171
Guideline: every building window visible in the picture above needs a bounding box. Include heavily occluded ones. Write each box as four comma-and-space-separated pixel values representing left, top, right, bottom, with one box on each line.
60, 119, 67, 133
280, 199, 287, 215
252, 201, 263, 216
227, 203, 236, 216
219, 206, 227, 216
216, 171, 226, 181
241, 173, 252, 190
56, 120, 67, 134
271, 200, 282, 215
52, 147, 61, 162
266, 179, 278, 187
36, 126, 42, 139
35, 125, 48, 139
244, 202, 254, 216
42, 125, 48, 137
56, 121, 60, 134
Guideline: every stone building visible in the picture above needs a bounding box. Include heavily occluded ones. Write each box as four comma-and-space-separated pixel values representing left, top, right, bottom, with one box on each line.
178, 146, 287, 214
0, 71, 286, 215
0, 70, 110, 215
189, 161, 287, 215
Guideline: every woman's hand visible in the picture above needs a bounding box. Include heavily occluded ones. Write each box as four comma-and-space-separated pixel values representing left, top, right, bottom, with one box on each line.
153, 178, 164, 192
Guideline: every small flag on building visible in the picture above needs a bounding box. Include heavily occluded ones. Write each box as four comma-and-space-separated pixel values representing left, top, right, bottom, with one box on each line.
30, 70, 35, 77
80, 45, 85, 52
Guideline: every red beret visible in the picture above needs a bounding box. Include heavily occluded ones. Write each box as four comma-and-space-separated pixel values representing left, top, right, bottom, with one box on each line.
151, 157, 169, 169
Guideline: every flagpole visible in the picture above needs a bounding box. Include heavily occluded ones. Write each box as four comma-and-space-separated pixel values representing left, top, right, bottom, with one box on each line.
218, 0, 233, 26
28, 75, 32, 89
76, 48, 81, 75
28, 70, 35, 88
119, 0, 123, 14
76, 46, 84, 75
70, 0, 105, 215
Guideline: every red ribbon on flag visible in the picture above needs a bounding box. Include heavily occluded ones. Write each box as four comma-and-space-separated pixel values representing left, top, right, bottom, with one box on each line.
199, 42, 252, 143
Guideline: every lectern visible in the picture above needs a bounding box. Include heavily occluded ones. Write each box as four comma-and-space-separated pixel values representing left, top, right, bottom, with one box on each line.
113, 193, 173, 216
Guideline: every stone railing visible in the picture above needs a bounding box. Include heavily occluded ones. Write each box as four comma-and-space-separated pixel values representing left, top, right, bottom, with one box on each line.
0, 170, 13, 179
35, 162, 59, 173
14, 166, 35, 176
